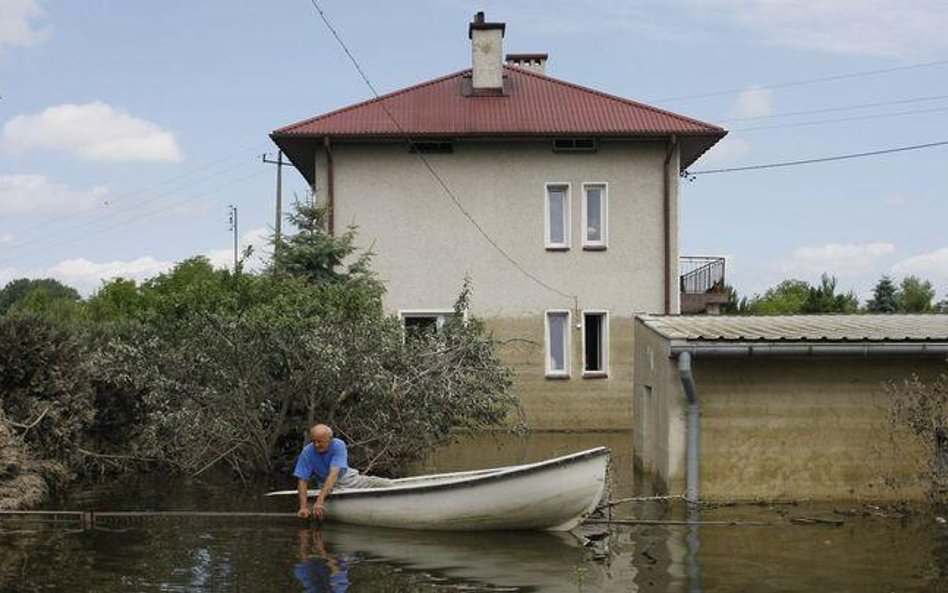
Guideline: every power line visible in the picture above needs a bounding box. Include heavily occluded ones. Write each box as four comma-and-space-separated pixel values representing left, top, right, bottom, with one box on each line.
0, 169, 267, 266
6, 141, 269, 240
653, 59, 948, 104
731, 105, 948, 132
721, 93, 948, 123
687, 139, 948, 176
307, 0, 575, 301
3, 154, 265, 260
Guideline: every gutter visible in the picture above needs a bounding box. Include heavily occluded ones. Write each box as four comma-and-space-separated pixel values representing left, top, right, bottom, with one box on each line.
324, 136, 335, 236
671, 342, 948, 358
677, 352, 701, 504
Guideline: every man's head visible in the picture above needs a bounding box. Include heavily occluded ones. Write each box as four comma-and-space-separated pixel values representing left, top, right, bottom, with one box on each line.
310, 424, 333, 453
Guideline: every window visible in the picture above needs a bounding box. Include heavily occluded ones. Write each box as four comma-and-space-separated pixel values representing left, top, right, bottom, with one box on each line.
582, 183, 607, 249
545, 183, 570, 250
545, 310, 571, 377
582, 311, 608, 377
553, 138, 597, 152
399, 310, 455, 341
409, 140, 453, 154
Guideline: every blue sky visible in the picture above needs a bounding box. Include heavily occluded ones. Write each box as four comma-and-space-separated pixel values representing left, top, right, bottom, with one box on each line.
2, 0, 946, 303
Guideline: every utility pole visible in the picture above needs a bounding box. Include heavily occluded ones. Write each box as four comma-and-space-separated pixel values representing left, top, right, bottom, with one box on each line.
262, 151, 285, 248
228, 204, 238, 273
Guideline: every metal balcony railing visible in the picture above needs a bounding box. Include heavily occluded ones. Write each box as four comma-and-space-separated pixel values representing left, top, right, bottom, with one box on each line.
680, 256, 726, 295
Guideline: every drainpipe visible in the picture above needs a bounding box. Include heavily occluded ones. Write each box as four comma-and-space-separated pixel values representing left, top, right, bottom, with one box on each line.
324, 136, 335, 237
677, 351, 700, 504
663, 137, 678, 314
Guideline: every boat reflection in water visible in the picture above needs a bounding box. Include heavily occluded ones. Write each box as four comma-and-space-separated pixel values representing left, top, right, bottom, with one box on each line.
294, 523, 605, 592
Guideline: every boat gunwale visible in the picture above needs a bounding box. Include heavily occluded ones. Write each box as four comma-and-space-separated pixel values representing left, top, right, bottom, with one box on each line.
289, 446, 610, 501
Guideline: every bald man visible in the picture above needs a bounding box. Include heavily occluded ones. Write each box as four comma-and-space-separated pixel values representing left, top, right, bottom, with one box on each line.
293, 424, 392, 520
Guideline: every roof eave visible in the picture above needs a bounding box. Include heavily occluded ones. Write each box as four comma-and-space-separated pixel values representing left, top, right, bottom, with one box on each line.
669, 341, 948, 357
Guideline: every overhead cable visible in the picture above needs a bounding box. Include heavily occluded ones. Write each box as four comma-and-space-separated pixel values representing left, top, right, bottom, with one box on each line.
307, 0, 575, 300
687, 139, 948, 176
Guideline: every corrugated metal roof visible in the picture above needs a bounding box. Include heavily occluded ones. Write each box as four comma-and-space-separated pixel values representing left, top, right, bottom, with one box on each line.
271, 66, 725, 172
274, 67, 724, 137
638, 314, 948, 342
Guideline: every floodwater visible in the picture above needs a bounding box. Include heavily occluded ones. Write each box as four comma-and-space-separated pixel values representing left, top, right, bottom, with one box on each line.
2, 431, 946, 592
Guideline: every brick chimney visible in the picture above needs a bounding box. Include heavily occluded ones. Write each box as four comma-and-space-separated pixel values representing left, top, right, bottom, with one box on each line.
468, 12, 506, 91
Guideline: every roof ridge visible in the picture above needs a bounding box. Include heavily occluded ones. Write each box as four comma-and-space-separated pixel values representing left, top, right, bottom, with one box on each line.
272, 69, 471, 136
503, 66, 725, 134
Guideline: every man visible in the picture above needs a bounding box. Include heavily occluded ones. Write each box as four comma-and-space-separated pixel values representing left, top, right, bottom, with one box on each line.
293, 424, 391, 520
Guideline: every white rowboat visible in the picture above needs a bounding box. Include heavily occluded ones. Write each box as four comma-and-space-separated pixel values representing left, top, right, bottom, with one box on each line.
266, 446, 610, 531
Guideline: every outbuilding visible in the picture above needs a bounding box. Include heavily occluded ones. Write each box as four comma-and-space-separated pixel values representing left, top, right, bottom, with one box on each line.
633, 314, 948, 501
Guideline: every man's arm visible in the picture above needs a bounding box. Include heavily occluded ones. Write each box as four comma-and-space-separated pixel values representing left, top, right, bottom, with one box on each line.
313, 466, 340, 520
297, 479, 311, 518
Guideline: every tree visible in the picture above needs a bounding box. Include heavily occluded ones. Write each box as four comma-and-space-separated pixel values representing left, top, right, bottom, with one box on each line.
801, 273, 858, 313
720, 284, 747, 314
83, 278, 145, 322
899, 276, 935, 313
887, 368, 948, 502
85, 202, 516, 478
0, 278, 80, 315
866, 275, 900, 313
743, 279, 811, 314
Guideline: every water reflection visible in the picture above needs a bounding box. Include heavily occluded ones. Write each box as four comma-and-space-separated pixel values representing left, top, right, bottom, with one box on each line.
2, 431, 946, 592
299, 523, 601, 592
295, 529, 350, 593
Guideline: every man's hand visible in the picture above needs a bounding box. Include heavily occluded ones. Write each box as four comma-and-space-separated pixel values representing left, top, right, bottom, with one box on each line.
313, 502, 326, 520
298, 506, 312, 519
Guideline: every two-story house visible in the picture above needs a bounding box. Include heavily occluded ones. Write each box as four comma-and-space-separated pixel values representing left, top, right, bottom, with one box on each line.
271, 13, 726, 430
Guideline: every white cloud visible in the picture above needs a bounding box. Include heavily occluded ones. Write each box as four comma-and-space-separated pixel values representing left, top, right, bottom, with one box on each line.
0, 174, 108, 216
0, 234, 13, 245
2, 102, 183, 162
696, 0, 948, 58
0, 0, 49, 53
2, 227, 274, 297
891, 248, 948, 280
47, 256, 173, 295
785, 242, 895, 276
729, 86, 773, 120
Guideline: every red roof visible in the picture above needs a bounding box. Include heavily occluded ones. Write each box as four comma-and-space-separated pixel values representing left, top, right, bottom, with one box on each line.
272, 66, 726, 177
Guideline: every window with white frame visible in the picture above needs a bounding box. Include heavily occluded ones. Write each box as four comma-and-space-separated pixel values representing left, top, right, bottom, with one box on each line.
544, 183, 570, 250
545, 310, 570, 377
582, 183, 607, 249
399, 310, 454, 341
582, 311, 608, 376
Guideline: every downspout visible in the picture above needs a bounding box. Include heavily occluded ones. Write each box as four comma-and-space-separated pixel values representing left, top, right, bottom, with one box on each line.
677, 351, 700, 504
663, 136, 678, 314
324, 136, 335, 237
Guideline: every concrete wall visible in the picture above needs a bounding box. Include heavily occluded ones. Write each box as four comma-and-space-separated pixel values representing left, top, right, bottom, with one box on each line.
314, 139, 679, 429
632, 317, 685, 489
633, 318, 942, 501
693, 357, 936, 501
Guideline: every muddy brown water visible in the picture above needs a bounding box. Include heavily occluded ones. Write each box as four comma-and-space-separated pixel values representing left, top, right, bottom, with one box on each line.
1, 431, 946, 592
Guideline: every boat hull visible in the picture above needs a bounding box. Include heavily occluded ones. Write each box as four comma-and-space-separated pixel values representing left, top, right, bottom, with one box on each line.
292, 447, 610, 531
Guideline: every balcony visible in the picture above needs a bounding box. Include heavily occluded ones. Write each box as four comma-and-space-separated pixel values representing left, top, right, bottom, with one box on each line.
680, 256, 728, 315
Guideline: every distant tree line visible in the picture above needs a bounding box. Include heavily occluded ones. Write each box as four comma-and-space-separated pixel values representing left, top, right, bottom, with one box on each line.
0, 204, 515, 507
722, 273, 946, 315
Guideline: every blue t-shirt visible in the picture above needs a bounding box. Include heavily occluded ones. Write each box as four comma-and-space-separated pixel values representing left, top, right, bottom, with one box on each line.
293, 438, 349, 484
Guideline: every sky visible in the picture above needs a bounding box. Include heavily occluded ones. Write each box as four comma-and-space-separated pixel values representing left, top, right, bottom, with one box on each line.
1, 0, 946, 303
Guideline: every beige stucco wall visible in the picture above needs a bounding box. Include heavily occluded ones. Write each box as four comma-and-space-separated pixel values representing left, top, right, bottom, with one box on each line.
634, 318, 942, 501
489, 315, 635, 429
314, 140, 680, 429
